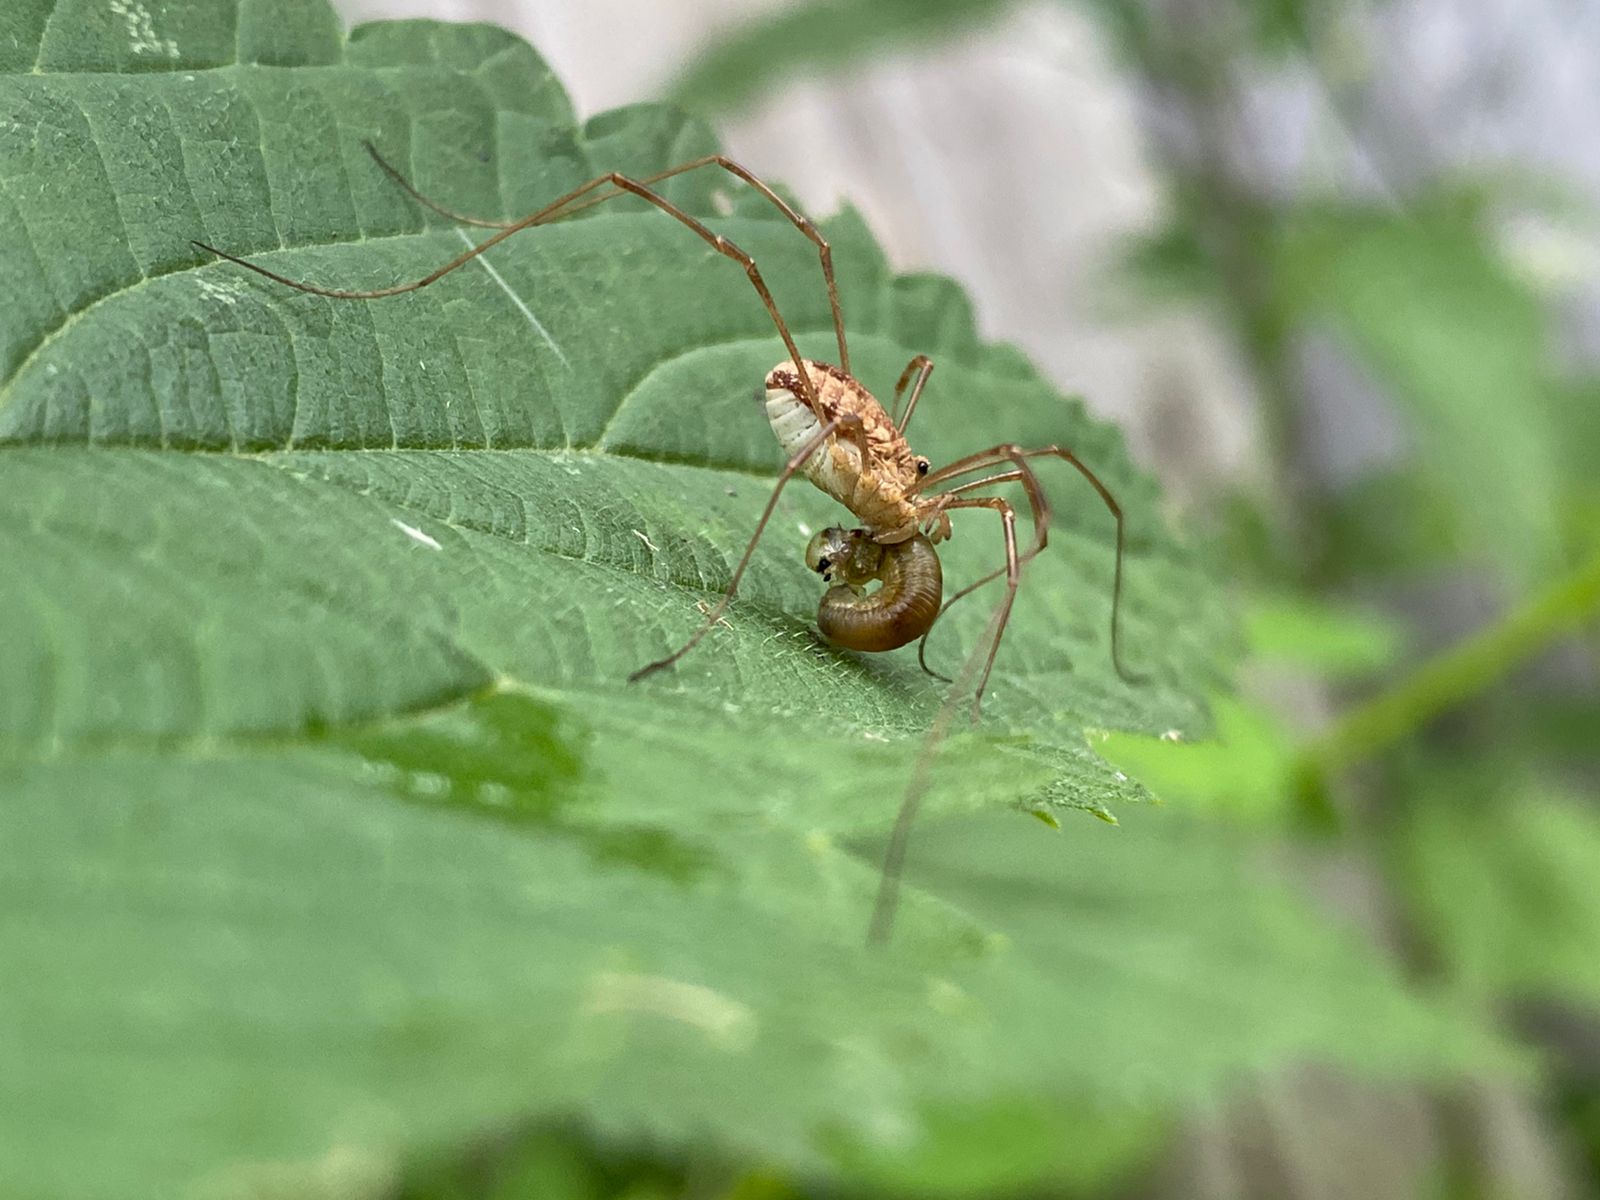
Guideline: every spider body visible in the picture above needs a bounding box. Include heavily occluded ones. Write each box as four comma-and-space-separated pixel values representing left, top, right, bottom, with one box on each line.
763, 358, 945, 545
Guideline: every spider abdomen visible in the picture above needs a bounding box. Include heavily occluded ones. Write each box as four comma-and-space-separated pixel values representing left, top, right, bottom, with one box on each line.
764, 359, 922, 537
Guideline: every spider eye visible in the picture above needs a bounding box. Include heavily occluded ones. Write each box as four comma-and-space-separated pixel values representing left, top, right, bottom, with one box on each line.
815, 556, 831, 572
916, 458, 931, 475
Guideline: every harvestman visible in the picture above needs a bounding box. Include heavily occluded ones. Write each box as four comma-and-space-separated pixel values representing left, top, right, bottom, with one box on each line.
196, 144, 1143, 940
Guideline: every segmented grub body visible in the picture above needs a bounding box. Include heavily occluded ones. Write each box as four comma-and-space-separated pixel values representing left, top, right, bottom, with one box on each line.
805, 527, 943, 652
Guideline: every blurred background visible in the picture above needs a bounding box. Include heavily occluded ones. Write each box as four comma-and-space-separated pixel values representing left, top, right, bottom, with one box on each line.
333, 1, 1600, 1196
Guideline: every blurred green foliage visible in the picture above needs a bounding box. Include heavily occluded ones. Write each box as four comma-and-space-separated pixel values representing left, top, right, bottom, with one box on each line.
3, 0, 1597, 1197
1397, 770, 1600, 1010
668, 0, 1330, 112
4, 3, 1518, 1199
670, 0, 1600, 1196
669, 0, 1016, 112
1274, 200, 1571, 584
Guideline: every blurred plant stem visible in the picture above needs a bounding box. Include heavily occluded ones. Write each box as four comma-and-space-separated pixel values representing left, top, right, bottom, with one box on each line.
1296, 549, 1600, 808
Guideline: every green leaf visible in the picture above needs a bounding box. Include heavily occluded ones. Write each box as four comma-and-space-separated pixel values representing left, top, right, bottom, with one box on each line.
1300, 549, 1600, 784
667, 0, 1018, 113
1313, 464, 1468, 580
1242, 592, 1404, 680
1397, 776, 1600, 1011
1273, 202, 1569, 585
0, 5, 1505, 1198
1095, 694, 1299, 824
665, 0, 1326, 115
1552, 376, 1600, 558
1093, 594, 1403, 827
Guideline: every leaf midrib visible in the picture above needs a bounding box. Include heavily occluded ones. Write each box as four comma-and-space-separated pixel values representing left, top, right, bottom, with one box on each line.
15, 33, 535, 83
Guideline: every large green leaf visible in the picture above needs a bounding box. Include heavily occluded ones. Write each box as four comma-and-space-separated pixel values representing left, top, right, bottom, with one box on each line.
0, 4, 1504, 1198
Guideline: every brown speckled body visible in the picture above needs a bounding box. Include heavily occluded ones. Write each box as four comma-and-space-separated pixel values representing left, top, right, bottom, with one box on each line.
764, 359, 939, 543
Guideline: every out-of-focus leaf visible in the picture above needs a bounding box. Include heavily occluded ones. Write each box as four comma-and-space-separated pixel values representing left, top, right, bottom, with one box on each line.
1505, 699, 1600, 767
1313, 465, 1467, 580
1232, 0, 1318, 51
1244, 592, 1404, 679
669, 0, 1326, 118
1094, 591, 1401, 822
397, 1126, 674, 1200
668, 0, 1017, 113
1303, 550, 1600, 782
823, 1093, 1164, 1198
1398, 778, 1600, 1010
1095, 694, 1299, 823
1274, 203, 1567, 585
1117, 219, 1219, 305
1552, 377, 1600, 558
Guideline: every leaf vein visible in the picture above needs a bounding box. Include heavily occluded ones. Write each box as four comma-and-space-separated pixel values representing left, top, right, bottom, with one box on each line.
589, 328, 831, 450
30, 0, 61, 74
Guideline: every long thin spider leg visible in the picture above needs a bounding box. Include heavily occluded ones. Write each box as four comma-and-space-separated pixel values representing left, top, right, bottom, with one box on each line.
915, 462, 1050, 684
890, 355, 934, 434
194, 171, 824, 411
629, 414, 860, 681
936, 465, 1050, 557
913, 468, 1036, 682
941, 496, 1022, 718
868, 497, 1020, 946
923, 453, 1053, 563
362, 141, 516, 228
917, 559, 1026, 682
866, 625, 983, 944
191, 233, 521, 300
916, 649, 955, 685
362, 146, 851, 371
915, 444, 1141, 684
552, 155, 850, 372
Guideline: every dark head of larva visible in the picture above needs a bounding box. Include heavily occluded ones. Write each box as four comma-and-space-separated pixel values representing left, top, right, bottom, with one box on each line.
805, 527, 882, 587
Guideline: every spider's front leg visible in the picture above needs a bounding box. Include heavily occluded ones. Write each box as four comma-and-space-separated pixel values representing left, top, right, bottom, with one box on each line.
930, 495, 1023, 718
890, 354, 935, 434
359, 142, 853, 371
914, 443, 1142, 686
628, 412, 868, 682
